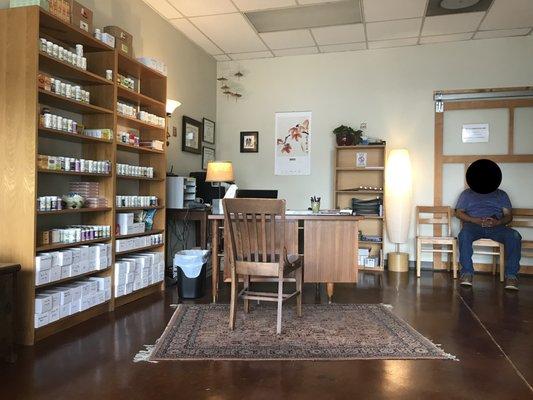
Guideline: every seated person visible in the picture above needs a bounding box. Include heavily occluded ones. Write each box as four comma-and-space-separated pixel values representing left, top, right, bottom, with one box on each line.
455, 160, 521, 290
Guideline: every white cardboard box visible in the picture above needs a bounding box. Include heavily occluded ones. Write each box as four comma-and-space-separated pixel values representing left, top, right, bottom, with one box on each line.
35, 294, 52, 314
35, 269, 50, 286
61, 265, 72, 279
57, 250, 73, 266
35, 254, 52, 271
125, 282, 133, 294
49, 308, 60, 323
115, 284, 125, 297
60, 303, 71, 319
41, 291, 60, 310
34, 312, 50, 328
70, 299, 81, 314
50, 266, 61, 282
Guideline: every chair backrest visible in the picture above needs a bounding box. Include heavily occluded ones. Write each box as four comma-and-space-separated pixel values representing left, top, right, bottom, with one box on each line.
223, 198, 286, 268
416, 206, 452, 237
510, 208, 533, 229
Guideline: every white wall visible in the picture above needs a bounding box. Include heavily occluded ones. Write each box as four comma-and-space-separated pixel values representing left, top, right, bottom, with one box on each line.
216, 36, 533, 259
0, 0, 217, 174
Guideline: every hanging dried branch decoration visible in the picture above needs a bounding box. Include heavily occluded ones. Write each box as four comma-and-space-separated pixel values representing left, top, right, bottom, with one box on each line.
220, 84, 230, 90
217, 77, 228, 82
234, 71, 244, 78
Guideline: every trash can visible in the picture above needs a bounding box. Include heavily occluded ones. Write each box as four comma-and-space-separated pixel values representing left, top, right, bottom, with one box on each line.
174, 250, 210, 299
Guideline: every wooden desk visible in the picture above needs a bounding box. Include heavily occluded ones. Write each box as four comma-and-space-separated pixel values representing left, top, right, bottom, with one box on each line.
0, 263, 20, 362
209, 213, 362, 303
166, 208, 210, 249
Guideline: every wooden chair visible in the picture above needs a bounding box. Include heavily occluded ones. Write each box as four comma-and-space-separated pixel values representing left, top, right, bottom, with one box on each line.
472, 239, 504, 282
510, 208, 533, 261
416, 206, 458, 278
223, 198, 303, 335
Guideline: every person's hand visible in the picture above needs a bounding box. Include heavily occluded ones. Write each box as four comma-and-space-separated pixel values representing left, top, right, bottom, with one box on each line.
470, 217, 485, 226
482, 217, 497, 227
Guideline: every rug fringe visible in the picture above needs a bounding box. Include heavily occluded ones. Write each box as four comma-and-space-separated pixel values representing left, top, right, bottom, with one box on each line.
133, 345, 158, 363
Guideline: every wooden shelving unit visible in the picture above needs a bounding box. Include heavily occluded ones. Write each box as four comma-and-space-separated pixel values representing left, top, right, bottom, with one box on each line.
0, 6, 167, 345
334, 144, 387, 271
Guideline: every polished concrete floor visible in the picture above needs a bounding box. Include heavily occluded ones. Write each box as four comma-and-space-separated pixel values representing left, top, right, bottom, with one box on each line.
1, 271, 532, 400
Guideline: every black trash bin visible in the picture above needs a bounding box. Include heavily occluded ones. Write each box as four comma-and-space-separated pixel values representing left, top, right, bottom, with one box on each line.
174, 250, 210, 299
177, 263, 206, 299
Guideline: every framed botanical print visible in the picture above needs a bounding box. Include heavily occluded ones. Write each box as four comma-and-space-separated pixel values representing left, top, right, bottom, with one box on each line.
202, 146, 215, 170
203, 118, 215, 144
182, 116, 202, 154
240, 131, 258, 153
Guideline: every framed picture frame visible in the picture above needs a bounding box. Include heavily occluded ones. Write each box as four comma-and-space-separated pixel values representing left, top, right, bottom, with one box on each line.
182, 116, 202, 154
203, 118, 215, 144
202, 146, 215, 170
240, 131, 259, 153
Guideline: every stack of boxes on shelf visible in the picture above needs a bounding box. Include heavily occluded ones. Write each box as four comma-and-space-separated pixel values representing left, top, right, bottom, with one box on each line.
69, 182, 108, 208
115, 252, 164, 298
116, 234, 163, 253
35, 243, 112, 286
34, 275, 111, 328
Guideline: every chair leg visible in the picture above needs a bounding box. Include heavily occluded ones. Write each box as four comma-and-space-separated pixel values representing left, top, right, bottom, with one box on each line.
276, 274, 283, 335
243, 274, 250, 314
229, 270, 237, 330
452, 241, 458, 279
499, 245, 505, 283
296, 268, 302, 318
416, 239, 421, 278
492, 252, 497, 276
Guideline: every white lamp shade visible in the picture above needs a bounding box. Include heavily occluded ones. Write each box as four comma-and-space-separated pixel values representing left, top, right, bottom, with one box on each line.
206, 161, 234, 182
166, 99, 181, 115
384, 149, 412, 244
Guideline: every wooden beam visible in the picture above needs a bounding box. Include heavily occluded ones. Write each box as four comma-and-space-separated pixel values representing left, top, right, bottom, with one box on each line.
442, 154, 533, 164
508, 107, 515, 155
444, 98, 533, 111
433, 112, 444, 270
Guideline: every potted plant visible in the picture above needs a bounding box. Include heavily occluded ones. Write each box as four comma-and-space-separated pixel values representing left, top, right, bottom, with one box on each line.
333, 125, 362, 146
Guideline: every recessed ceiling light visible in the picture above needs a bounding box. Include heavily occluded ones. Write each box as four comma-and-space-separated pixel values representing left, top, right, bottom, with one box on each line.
245, 0, 361, 33
426, 0, 493, 16
440, 0, 480, 10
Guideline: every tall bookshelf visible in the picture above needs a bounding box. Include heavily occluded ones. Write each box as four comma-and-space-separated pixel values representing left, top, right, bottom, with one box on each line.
334, 145, 386, 271
0, 6, 167, 345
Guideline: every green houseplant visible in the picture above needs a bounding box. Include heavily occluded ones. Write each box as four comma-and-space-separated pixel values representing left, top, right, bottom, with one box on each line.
333, 125, 362, 146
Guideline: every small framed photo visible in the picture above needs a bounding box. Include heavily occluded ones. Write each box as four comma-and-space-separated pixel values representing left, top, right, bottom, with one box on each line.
182, 116, 202, 154
240, 131, 258, 153
202, 146, 215, 170
203, 118, 215, 144
356, 152, 368, 168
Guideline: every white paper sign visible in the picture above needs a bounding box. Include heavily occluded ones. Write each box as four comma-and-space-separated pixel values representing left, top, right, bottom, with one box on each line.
274, 111, 311, 175
462, 123, 489, 143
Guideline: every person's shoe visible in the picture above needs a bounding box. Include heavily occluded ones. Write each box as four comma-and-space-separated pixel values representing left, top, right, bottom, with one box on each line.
460, 274, 473, 287
504, 277, 519, 291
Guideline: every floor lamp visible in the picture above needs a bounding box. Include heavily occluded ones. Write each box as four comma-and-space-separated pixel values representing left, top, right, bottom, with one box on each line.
385, 149, 412, 272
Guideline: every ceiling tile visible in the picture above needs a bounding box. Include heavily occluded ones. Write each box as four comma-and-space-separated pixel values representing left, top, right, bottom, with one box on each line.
319, 42, 366, 52
420, 32, 473, 44
143, 0, 183, 19
229, 51, 274, 60
213, 54, 231, 61
273, 47, 319, 56
422, 12, 485, 36
481, 0, 533, 30
366, 18, 422, 40
167, 0, 237, 17
170, 19, 223, 54
363, 0, 427, 22
260, 29, 315, 49
233, 0, 297, 11
368, 37, 418, 49
311, 23, 365, 45
474, 27, 531, 39
190, 13, 267, 53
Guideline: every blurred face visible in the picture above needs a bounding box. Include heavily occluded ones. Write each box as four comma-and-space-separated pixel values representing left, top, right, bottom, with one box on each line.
466, 159, 502, 194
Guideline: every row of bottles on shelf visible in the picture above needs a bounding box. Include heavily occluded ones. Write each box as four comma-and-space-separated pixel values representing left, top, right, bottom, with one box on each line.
40, 38, 88, 71
40, 225, 111, 246
116, 101, 165, 127
37, 182, 107, 212
116, 195, 159, 208
39, 72, 91, 103
38, 154, 111, 174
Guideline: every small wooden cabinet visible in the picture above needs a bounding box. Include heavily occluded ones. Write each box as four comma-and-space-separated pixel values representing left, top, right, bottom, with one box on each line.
0, 264, 21, 363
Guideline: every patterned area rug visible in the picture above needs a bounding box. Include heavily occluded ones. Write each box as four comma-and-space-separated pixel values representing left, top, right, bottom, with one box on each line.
148, 304, 455, 361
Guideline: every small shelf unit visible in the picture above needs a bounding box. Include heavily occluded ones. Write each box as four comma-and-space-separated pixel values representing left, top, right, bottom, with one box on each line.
334, 144, 387, 271
0, 6, 167, 345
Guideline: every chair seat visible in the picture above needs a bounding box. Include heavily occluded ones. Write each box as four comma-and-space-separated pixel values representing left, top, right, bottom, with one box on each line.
473, 239, 501, 247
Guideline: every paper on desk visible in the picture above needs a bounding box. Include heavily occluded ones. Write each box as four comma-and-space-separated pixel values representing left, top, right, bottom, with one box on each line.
224, 184, 238, 199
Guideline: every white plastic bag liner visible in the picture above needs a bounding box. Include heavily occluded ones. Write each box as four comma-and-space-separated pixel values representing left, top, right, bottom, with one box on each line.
173, 250, 210, 278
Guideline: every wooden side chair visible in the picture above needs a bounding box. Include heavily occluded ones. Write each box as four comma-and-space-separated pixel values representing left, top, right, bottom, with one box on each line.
416, 206, 458, 278
223, 198, 303, 335
510, 208, 533, 260
472, 239, 504, 282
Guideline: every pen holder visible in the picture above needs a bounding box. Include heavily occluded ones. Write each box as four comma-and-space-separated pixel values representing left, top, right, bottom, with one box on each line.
311, 201, 320, 214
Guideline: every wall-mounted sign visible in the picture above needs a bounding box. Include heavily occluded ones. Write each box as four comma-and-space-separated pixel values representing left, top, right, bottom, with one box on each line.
462, 123, 489, 143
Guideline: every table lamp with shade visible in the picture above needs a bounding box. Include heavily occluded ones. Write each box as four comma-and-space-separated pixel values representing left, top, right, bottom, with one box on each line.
384, 149, 413, 272
206, 161, 234, 214
165, 99, 181, 146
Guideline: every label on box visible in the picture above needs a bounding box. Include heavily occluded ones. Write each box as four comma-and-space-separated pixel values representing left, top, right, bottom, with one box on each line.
35, 269, 51, 286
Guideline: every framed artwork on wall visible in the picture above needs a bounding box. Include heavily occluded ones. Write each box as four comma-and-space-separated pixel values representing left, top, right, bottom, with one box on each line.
202, 146, 215, 170
203, 118, 215, 144
240, 131, 258, 153
182, 116, 202, 154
